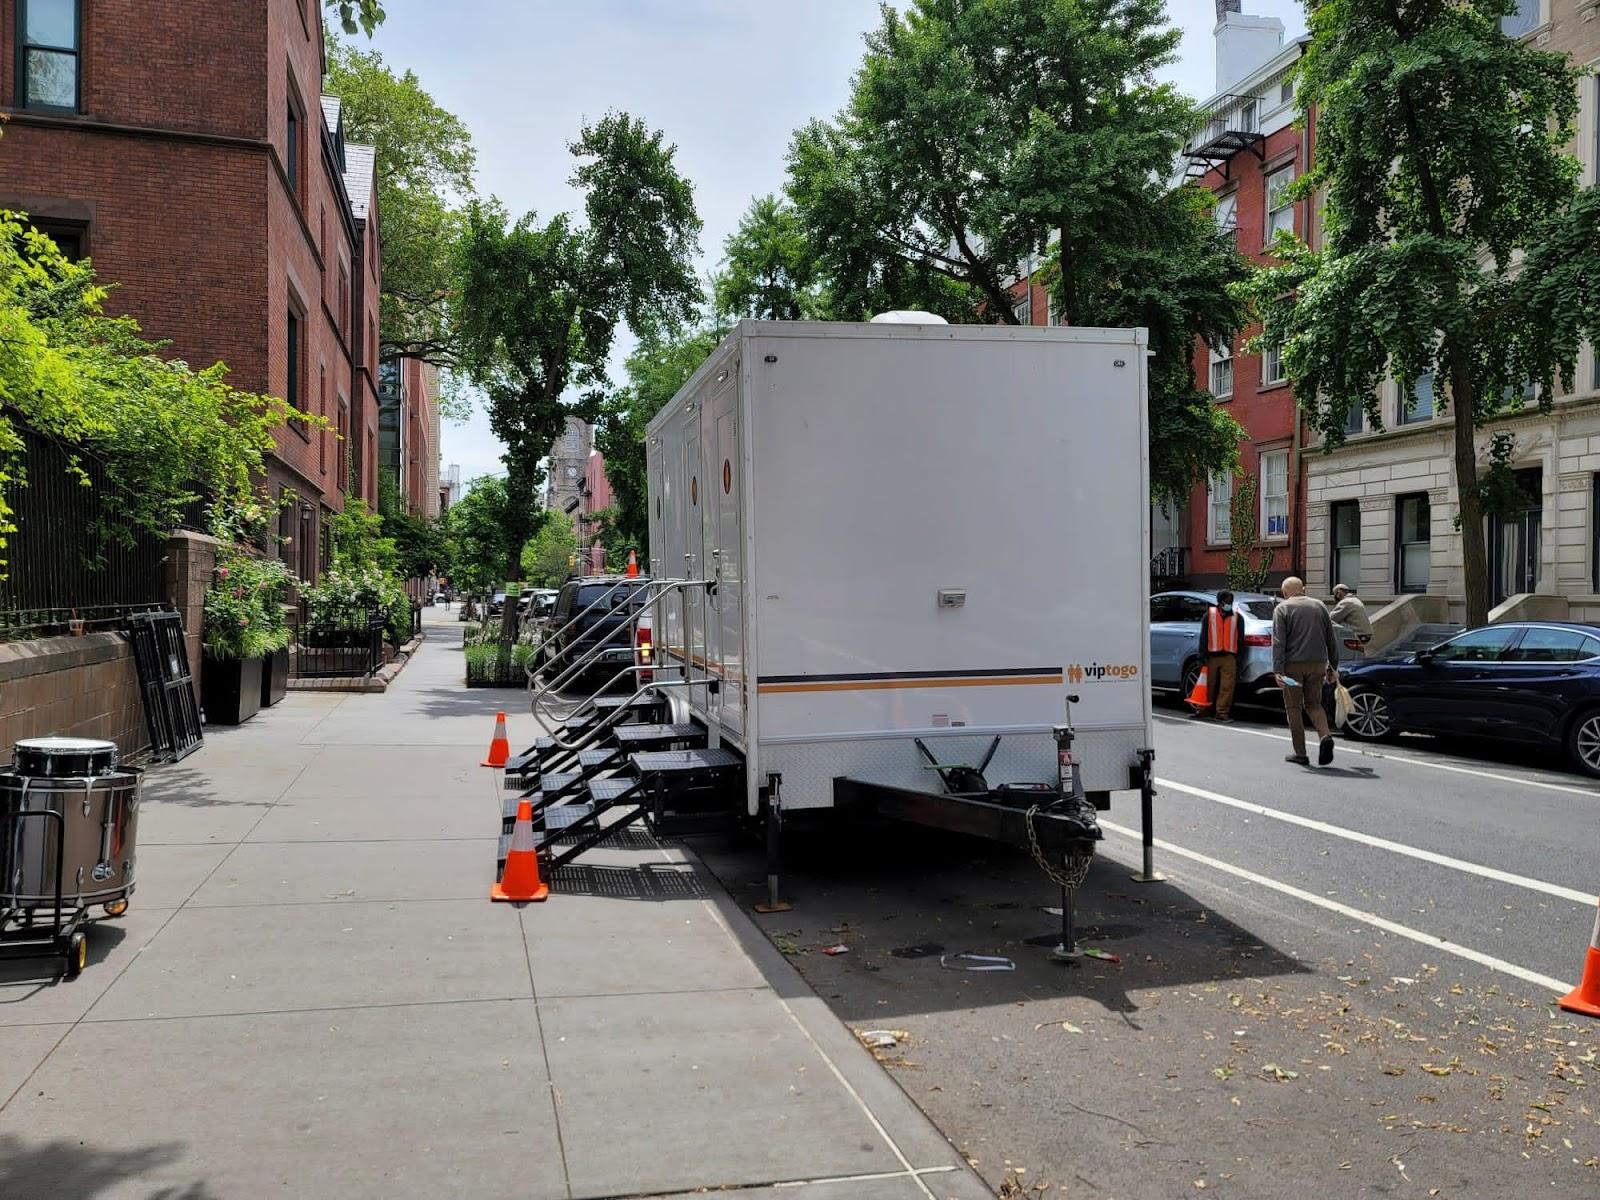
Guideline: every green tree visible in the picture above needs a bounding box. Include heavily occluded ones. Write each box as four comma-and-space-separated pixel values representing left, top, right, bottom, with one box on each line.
786, 0, 1247, 501
714, 194, 826, 321
444, 476, 521, 596
1238, 0, 1600, 626
592, 322, 727, 561
324, 41, 475, 383
458, 113, 703, 642
522, 516, 577, 588
325, 0, 384, 36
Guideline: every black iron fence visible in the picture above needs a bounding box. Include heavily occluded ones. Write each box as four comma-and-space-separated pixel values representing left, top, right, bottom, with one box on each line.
291, 601, 386, 679
0, 428, 203, 640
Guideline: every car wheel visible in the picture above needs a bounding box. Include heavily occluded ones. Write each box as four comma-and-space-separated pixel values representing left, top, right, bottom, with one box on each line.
1565, 708, 1600, 778
1181, 659, 1202, 699
1342, 686, 1394, 741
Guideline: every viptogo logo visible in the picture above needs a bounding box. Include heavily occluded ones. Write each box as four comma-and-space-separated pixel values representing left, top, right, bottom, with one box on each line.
1067, 662, 1139, 683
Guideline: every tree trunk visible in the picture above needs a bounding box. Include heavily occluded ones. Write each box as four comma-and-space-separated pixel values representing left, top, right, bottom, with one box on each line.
1058, 225, 1076, 326
1449, 351, 1490, 627
499, 544, 523, 645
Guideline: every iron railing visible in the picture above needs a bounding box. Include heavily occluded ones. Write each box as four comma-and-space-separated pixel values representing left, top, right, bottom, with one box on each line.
291, 601, 385, 679
0, 427, 204, 641
1151, 546, 1189, 584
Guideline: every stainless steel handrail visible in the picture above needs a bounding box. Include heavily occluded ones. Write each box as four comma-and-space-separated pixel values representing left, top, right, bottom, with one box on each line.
529, 577, 684, 711
529, 579, 710, 729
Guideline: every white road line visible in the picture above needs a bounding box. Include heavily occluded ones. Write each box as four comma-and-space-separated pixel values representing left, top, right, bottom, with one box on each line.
1157, 776, 1599, 908
1158, 714, 1600, 800
1100, 819, 1575, 994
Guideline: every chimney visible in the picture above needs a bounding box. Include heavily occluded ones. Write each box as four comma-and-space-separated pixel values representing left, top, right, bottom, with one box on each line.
1215, 2, 1285, 94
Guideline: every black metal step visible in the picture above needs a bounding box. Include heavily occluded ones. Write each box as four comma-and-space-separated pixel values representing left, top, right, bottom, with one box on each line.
588, 776, 642, 804
612, 723, 707, 751
631, 747, 742, 775
577, 748, 620, 770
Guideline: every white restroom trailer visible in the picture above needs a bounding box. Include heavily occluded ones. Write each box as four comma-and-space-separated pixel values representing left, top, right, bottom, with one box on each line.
644, 318, 1155, 862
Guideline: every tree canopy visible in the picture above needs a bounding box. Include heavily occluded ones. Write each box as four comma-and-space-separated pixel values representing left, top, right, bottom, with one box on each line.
325, 0, 384, 36
785, 0, 1247, 500
0, 213, 293, 571
523, 515, 578, 588
714, 194, 827, 322
457, 112, 703, 639
324, 40, 476, 381
1237, 0, 1600, 624
445, 476, 528, 596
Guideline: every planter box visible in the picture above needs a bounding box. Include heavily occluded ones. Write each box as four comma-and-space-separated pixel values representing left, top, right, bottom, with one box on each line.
202, 653, 263, 726
465, 651, 534, 688
260, 646, 289, 707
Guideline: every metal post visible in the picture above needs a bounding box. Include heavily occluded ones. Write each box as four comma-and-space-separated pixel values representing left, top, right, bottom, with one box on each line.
1050, 883, 1081, 962
754, 772, 792, 913
1130, 748, 1165, 882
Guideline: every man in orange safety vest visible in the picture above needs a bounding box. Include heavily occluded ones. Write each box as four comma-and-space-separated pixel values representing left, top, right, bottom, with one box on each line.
1199, 589, 1245, 722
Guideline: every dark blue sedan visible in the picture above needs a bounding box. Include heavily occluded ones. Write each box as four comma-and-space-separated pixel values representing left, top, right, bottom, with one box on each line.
1341, 621, 1600, 776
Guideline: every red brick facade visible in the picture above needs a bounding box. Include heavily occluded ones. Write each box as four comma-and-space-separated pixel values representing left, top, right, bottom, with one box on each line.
0, 0, 379, 582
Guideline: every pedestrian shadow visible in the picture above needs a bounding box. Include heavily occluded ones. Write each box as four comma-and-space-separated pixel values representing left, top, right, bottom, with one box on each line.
688, 820, 1312, 1027
0, 1133, 219, 1200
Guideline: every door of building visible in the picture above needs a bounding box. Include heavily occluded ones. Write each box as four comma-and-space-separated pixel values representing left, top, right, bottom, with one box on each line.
1490, 468, 1542, 604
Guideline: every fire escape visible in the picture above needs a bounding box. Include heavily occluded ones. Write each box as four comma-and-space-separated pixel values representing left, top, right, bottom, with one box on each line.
1183, 93, 1265, 181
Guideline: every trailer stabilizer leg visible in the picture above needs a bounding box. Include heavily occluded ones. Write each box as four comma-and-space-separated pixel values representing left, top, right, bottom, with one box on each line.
1129, 749, 1166, 883
1050, 884, 1082, 962
753, 773, 792, 914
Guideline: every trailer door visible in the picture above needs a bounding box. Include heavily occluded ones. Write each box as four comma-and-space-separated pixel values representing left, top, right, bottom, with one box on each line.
680, 403, 706, 715
707, 365, 743, 734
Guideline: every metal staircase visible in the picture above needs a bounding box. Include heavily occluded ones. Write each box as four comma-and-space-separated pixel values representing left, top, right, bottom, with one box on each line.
497, 577, 746, 875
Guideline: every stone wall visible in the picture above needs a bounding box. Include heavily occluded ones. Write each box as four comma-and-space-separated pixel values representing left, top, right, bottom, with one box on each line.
164, 529, 219, 675
0, 634, 147, 760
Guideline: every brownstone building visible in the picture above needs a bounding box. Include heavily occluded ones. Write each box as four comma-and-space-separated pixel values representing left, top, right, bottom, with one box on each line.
0, 0, 381, 582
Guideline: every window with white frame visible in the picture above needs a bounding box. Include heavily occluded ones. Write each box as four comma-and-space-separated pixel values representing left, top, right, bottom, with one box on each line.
1279, 78, 1294, 108
1343, 401, 1364, 436
1399, 370, 1435, 424
1501, 0, 1541, 37
1208, 471, 1233, 544
1266, 165, 1296, 241
1012, 290, 1032, 326
1262, 345, 1286, 386
1210, 343, 1234, 399
1214, 191, 1238, 235
1260, 450, 1289, 539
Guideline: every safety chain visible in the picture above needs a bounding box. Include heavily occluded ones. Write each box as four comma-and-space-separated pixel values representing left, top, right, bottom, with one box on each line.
1025, 804, 1094, 891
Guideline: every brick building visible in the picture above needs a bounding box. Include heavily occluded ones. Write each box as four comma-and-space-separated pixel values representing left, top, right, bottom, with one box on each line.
0, 0, 380, 582
1303, 0, 1600, 623
1180, 3, 1309, 590
579, 451, 615, 571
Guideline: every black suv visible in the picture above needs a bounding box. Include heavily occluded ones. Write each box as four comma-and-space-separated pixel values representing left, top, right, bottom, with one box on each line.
537, 576, 652, 690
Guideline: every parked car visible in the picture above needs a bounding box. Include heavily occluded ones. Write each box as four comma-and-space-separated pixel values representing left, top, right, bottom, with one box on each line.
521, 589, 558, 632
1150, 590, 1367, 704
536, 576, 653, 691
1339, 621, 1600, 776
487, 591, 507, 617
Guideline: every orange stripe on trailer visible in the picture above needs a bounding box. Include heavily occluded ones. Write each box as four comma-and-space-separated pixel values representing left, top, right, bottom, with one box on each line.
758, 674, 1064, 695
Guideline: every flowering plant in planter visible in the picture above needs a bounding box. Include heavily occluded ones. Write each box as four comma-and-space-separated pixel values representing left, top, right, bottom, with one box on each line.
302, 562, 410, 637
202, 549, 296, 660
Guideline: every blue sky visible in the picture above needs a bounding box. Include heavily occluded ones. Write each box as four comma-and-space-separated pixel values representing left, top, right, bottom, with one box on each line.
359, 0, 1307, 484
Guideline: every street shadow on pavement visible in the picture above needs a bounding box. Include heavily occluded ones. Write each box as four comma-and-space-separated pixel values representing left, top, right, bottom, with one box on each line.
548, 858, 712, 901
0, 918, 129, 998
0, 1134, 219, 1200
687, 819, 1310, 1027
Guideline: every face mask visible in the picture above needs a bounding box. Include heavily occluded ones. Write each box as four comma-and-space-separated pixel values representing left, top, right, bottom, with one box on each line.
1220, 604, 1233, 615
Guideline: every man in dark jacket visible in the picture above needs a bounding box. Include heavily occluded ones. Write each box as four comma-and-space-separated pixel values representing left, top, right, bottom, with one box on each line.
1198, 589, 1246, 722
1273, 576, 1341, 766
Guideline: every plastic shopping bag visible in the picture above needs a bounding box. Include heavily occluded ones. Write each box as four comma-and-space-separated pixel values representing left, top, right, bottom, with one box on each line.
1333, 684, 1354, 729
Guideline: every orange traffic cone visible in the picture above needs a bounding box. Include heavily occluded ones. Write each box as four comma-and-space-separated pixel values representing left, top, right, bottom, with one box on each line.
481, 711, 511, 768
625, 549, 639, 578
1186, 667, 1211, 711
491, 796, 549, 902
1559, 902, 1600, 1018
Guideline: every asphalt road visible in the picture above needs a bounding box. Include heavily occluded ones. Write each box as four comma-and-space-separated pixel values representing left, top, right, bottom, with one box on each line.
687, 700, 1600, 1200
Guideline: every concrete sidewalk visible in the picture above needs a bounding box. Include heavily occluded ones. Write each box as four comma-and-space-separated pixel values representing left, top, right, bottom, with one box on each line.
0, 609, 989, 1200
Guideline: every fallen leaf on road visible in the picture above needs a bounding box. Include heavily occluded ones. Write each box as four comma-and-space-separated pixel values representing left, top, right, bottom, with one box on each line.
1212, 1066, 1234, 1080
1261, 1063, 1299, 1082
1034, 1018, 1084, 1034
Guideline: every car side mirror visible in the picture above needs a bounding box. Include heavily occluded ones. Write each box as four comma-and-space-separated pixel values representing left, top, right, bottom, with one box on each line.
1415, 649, 1435, 664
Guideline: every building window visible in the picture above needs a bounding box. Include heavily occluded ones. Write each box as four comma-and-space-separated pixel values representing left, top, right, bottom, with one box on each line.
18, 0, 79, 110
1262, 345, 1286, 387
1215, 192, 1238, 235
287, 104, 300, 191
1396, 492, 1431, 593
1207, 471, 1233, 544
286, 309, 302, 412
318, 366, 327, 475
1260, 450, 1289, 539
1330, 500, 1361, 589
1279, 78, 1294, 107
1343, 402, 1365, 436
1398, 370, 1435, 424
1501, 0, 1540, 36
24, 218, 85, 262
1266, 165, 1296, 241
1012, 289, 1032, 326
1238, 98, 1257, 134
337, 401, 349, 492
1209, 343, 1234, 399
337, 261, 350, 343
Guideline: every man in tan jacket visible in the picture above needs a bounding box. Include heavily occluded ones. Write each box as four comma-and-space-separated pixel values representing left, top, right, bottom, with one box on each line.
1273, 577, 1340, 766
